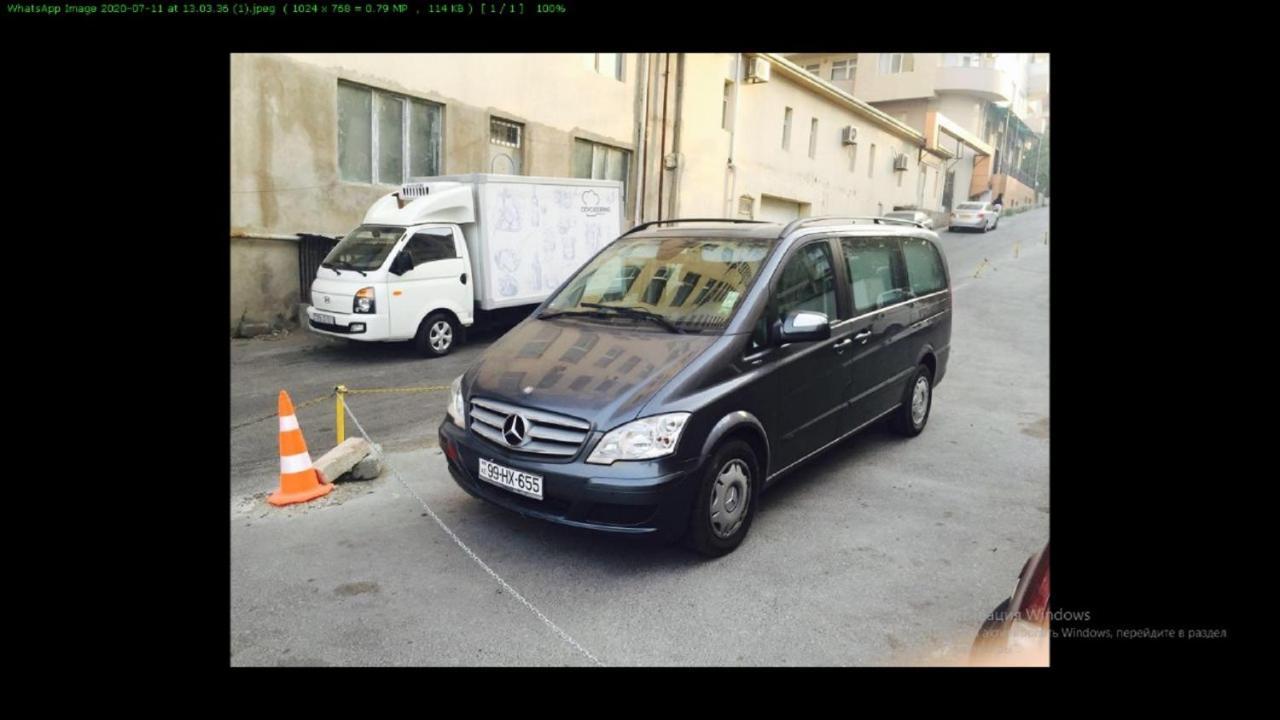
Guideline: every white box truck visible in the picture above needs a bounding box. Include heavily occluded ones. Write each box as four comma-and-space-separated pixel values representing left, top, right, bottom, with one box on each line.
305, 174, 624, 356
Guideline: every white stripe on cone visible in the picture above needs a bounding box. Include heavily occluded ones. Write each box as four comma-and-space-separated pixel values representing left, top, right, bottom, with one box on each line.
279, 414, 300, 432
280, 452, 313, 474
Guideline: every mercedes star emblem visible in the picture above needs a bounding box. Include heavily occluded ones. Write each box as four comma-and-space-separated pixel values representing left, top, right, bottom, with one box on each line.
502, 413, 529, 447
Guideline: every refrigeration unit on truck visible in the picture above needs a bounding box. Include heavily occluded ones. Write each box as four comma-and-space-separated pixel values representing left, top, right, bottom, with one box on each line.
306, 174, 625, 357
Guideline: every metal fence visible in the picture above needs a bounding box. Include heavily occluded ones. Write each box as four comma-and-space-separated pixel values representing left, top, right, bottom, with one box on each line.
297, 233, 340, 306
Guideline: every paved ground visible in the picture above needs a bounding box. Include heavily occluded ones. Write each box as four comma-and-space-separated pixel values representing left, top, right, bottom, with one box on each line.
230, 207, 1050, 666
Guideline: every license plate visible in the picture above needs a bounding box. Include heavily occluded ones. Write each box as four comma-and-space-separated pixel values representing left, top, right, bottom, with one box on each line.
478, 458, 543, 500
314, 313, 335, 325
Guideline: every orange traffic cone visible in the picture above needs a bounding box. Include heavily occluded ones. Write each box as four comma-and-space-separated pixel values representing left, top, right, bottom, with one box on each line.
268, 390, 334, 507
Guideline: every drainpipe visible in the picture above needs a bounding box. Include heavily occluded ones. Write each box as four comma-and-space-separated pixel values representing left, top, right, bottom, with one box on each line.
656, 53, 671, 222
668, 53, 685, 220
725, 53, 741, 217
632, 53, 650, 227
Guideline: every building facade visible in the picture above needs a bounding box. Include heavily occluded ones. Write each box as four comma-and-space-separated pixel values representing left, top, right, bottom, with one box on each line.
230, 52, 969, 334
785, 52, 1049, 211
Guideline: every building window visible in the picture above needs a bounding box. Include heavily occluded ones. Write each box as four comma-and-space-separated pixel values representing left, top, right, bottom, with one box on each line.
868, 143, 876, 178
338, 81, 442, 185
943, 53, 982, 68
585, 53, 623, 80
804, 64, 820, 75
831, 58, 855, 81
572, 139, 630, 198
488, 117, 524, 175
722, 81, 732, 130
878, 53, 915, 74
850, 143, 858, 173
808, 118, 818, 159
782, 107, 793, 150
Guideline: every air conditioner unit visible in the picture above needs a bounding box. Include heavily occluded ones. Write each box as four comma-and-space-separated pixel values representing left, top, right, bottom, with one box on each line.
745, 57, 771, 83
893, 154, 909, 171
841, 126, 858, 145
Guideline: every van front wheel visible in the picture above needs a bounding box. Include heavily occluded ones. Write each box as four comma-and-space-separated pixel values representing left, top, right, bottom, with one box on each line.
683, 439, 760, 558
415, 313, 458, 357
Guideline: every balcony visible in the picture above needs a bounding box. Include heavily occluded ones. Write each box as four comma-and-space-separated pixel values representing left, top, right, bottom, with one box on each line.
934, 66, 1011, 102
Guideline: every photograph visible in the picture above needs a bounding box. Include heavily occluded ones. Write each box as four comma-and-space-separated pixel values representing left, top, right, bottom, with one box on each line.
229, 50, 1052, 667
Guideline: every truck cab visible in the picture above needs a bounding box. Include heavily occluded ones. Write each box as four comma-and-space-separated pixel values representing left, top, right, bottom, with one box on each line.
308, 221, 473, 355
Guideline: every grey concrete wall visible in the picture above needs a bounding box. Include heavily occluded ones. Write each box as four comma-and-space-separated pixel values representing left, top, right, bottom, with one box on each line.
230, 235, 299, 335
230, 53, 640, 333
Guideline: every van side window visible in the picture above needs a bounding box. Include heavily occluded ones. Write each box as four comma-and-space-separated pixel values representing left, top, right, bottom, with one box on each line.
405, 229, 457, 266
901, 237, 946, 296
775, 241, 838, 323
841, 236, 911, 314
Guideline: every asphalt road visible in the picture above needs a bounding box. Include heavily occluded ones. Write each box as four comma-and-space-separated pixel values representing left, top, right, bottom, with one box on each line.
230, 206, 1050, 666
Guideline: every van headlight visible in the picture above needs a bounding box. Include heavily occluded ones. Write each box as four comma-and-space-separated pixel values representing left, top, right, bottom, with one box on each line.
447, 375, 465, 428
586, 413, 690, 465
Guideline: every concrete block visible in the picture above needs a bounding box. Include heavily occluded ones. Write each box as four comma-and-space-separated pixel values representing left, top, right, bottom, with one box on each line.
238, 322, 273, 338
351, 454, 383, 481
314, 437, 372, 484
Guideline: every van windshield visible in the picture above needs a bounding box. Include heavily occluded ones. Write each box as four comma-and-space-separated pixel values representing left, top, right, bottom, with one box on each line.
542, 236, 772, 333
323, 225, 405, 272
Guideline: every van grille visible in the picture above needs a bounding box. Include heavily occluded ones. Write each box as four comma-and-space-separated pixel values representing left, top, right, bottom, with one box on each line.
468, 398, 591, 457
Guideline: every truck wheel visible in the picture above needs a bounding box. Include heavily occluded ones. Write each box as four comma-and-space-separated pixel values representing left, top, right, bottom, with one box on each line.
683, 439, 760, 558
415, 313, 458, 358
890, 364, 933, 437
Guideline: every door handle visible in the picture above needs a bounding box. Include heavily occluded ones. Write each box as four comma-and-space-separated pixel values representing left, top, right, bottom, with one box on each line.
854, 330, 872, 342
832, 338, 853, 351
460, 273, 468, 285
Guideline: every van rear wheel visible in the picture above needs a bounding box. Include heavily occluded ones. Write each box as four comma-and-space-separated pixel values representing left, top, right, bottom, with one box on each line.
890, 364, 933, 437
415, 313, 457, 358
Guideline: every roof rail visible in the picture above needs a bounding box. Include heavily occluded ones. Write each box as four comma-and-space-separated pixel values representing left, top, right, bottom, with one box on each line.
779, 215, 927, 237
622, 218, 770, 237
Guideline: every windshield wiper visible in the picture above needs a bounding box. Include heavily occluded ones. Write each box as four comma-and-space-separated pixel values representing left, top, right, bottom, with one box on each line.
323, 260, 366, 277
320, 261, 343, 276
579, 303, 685, 334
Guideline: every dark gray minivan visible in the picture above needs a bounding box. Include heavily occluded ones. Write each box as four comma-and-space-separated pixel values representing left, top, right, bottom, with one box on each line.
439, 216, 952, 556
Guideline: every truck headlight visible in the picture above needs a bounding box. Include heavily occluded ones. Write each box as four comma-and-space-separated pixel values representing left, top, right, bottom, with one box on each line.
447, 374, 465, 428
586, 413, 690, 465
354, 287, 376, 314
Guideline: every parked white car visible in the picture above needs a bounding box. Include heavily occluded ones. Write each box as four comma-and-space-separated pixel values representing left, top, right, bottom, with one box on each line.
884, 210, 934, 229
949, 202, 999, 232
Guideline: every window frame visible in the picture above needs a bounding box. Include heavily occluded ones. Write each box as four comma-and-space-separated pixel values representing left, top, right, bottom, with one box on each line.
899, 235, 949, 297
878, 53, 915, 74
571, 138, 631, 199
337, 80, 443, 186
782, 107, 793, 150
404, 227, 460, 267
838, 235, 913, 317
765, 236, 850, 329
830, 58, 855, 81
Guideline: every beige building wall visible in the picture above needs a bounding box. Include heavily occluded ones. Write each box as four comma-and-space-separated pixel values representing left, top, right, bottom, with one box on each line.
230, 52, 641, 332
674, 54, 945, 221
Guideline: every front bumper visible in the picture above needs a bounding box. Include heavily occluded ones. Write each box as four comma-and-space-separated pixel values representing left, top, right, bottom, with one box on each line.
305, 306, 391, 340
439, 420, 701, 539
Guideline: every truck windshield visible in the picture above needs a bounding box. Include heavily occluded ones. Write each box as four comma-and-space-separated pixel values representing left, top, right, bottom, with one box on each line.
323, 225, 405, 272
542, 236, 772, 333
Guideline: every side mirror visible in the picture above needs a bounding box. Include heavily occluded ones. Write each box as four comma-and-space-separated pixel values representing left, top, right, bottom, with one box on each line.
390, 250, 413, 276
772, 310, 831, 344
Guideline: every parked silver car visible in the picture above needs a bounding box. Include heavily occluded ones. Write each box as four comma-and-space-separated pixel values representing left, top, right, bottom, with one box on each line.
949, 202, 999, 232
884, 210, 933, 230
